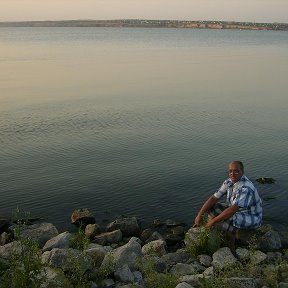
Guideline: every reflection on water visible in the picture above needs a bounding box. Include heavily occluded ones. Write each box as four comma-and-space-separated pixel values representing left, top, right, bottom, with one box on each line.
0, 28, 288, 231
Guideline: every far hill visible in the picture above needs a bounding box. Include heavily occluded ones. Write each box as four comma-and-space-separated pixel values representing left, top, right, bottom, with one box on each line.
0, 19, 287, 31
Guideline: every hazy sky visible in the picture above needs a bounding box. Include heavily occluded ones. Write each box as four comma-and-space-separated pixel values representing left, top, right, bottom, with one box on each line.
0, 0, 287, 23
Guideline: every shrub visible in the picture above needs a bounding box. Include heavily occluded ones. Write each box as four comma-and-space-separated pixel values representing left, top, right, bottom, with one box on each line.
69, 225, 90, 251
137, 255, 178, 288
185, 226, 223, 258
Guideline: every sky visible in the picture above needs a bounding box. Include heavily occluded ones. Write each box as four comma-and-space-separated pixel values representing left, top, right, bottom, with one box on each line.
0, 0, 287, 23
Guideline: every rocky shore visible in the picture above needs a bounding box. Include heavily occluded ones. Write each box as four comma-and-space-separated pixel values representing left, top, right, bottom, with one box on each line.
1, 208, 288, 288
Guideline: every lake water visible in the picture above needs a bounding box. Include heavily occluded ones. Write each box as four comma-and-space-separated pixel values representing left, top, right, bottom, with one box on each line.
0, 27, 288, 231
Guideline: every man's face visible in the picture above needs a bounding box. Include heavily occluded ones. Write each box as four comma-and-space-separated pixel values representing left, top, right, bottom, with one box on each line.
228, 162, 243, 183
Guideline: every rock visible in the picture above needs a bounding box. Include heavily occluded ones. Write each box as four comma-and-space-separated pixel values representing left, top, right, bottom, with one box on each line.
0, 217, 11, 234
100, 237, 142, 271
179, 274, 204, 286
171, 226, 185, 236
166, 219, 181, 227
85, 245, 113, 268
40, 267, 67, 288
114, 264, 135, 283
0, 240, 22, 260
140, 228, 153, 243
94, 234, 108, 246
105, 229, 123, 244
106, 217, 141, 237
250, 250, 267, 265
71, 208, 95, 226
203, 266, 214, 277
278, 231, 288, 249
152, 218, 164, 227
235, 247, 250, 261
94, 230, 123, 245
190, 262, 206, 273
266, 251, 283, 264
197, 254, 212, 267
19, 223, 59, 248
175, 282, 194, 288
164, 233, 183, 246
184, 226, 203, 246
42, 231, 73, 252
170, 263, 198, 276
226, 277, 258, 288
42, 248, 92, 273
100, 278, 115, 287
212, 247, 237, 269
141, 255, 167, 273
85, 223, 102, 239
161, 249, 193, 267
256, 177, 275, 184
0, 232, 10, 246
258, 230, 282, 252
146, 231, 164, 243
132, 271, 143, 283
258, 224, 273, 234
142, 240, 166, 256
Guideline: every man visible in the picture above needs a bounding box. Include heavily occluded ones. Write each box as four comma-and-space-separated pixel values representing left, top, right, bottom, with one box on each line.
194, 161, 262, 245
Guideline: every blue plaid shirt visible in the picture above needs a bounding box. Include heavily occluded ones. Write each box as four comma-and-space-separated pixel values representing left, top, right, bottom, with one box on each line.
214, 175, 262, 229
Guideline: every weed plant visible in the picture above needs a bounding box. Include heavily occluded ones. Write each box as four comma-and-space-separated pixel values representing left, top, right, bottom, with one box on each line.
185, 226, 223, 258
137, 255, 178, 288
69, 224, 90, 251
0, 208, 46, 288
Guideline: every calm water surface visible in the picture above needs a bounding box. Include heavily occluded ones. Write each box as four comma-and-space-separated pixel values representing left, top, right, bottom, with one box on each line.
0, 27, 288, 231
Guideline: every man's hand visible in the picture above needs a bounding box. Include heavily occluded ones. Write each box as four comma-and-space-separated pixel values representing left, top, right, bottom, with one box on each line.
205, 217, 215, 229
194, 214, 202, 227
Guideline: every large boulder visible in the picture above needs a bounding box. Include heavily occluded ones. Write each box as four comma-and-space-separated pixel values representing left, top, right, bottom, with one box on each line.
100, 237, 142, 271
42, 231, 73, 252
85, 223, 101, 239
142, 240, 166, 257
250, 250, 267, 265
176, 283, 194, 288
85, 245, 113, 268
114, 264, 135, 283
184, 226, 203, 247
225, 277, 258, 288
211, 247, 237, 270
161, 249, 192, 268
170, 263, 198, 276
71, 208, 95, 226
258, 230, 282, 252
40, 267, 67, 288
0, 241, 22, 260
94, 229, 123, 246
106, 217, 141, 237
19, 223, 58, 248
42, 248, 92, 273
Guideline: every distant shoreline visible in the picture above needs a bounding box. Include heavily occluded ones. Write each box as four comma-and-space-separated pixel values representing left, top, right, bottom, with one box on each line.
1, 19, 288, 31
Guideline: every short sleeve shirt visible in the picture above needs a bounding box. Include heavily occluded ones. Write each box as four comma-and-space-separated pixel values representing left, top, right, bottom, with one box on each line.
214, 175, 262, 229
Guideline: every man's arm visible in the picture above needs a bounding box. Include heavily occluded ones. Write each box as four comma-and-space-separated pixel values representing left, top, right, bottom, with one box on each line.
205, 204, 239, 229
194, 195, 218, 226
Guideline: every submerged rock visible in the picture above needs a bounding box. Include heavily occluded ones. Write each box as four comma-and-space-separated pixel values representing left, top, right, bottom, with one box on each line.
256, 177, 275, 184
